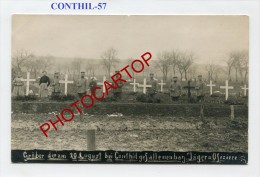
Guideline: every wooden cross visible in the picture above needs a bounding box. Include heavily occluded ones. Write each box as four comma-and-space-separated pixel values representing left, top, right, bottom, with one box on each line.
97, 76, 107, 93
220, 80, 234, 100
241, 84, 248, 97
158, 80, 166, 92
138, 78, 151, 94
59, 74, 74, 96
21, 72, 36, 96
207, 80, 216, 95
183, 80, 195, 98
130, 79, 139, 92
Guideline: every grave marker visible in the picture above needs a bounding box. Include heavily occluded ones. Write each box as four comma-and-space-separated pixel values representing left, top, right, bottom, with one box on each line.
241, 84, 248, 97
220, 80, 234, 100
59, 74, 74, 96
21, 72, 36, 96
158, 80, 166, 92
207, 80, 216, 95
138, 78, 151, 94
183, 80, 195, 98
130, 78, 139, 92
97, 76, 107, 93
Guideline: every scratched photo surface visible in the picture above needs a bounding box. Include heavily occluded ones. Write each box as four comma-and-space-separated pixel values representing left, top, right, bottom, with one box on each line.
11, 15, 248, 164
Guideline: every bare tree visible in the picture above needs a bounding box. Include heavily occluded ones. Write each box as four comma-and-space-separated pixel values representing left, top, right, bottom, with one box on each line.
101, 47, 119, 77
213, 66, 224, 83
226, 55, 235, 81
205, 63, 217, 81
177, 52, 194, 80
127, 57, 136, 79
38, 55, 54, 72
232, 52, 242, 82
240, 51, 249, 83
24, 57, 41, 79
12, 49, 34, 72
85, 61, 96, 78
23, 55, 54, 79
156, 51, 171, 81
227, 50, 248, 82
71, 58, 83, 80
24, 57, 36, 73
55, 61, 70, 75
170, 50, 180, 77
187, 65, 197, 81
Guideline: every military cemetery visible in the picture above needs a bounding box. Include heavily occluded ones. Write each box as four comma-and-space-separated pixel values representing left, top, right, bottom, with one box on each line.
11, 15, 248, 164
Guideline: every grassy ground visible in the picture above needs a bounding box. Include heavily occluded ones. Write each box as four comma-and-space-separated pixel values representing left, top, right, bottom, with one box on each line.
11, 113, 248, 152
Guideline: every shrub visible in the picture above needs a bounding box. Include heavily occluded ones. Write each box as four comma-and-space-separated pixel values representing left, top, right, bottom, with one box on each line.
136, 92, 147, 103
50, 94, 76, 101
224, 97, 247, 105
12, 95, 37, 101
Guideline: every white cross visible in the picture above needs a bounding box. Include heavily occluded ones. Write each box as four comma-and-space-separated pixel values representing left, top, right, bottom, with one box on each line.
59, 74, 74, 96
21, 72, 36, 96
241, 84, 249, 97
138, 78, 151, 94
130, 79, 139, 92
220, 80, 234, 100
207, 80, 216, 95
97, 76, 107, 93
158, 80, 166, 92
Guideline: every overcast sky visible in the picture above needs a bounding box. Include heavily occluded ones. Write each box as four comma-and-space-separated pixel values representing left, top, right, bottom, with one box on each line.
12, 15, 248, 65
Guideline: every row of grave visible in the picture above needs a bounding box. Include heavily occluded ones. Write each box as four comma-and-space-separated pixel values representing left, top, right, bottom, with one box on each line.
21, 72, 248, 100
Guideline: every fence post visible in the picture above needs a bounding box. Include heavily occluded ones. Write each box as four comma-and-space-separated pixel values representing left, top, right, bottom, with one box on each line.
200, 104, 204, 119
87, 129, 96, 150
230, 105, 235, 120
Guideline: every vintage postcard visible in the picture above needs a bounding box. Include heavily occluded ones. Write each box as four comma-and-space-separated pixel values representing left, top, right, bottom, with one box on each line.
11, 15, 248, 164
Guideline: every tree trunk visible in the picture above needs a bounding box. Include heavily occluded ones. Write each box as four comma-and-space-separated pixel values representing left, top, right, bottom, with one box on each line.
18, 65, 21, 72
173, 65, 176, 77
164, 69, 168, 81
179, 71, 183, 80
108, 67, 111, 78
215, 74, 218, 83
228, 68, 232, 81
235, 68, 238, 82
244, 70, 248, 84
34, 69, 37, 79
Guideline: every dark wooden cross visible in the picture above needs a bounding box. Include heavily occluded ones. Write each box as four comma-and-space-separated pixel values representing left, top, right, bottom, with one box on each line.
183, 80, 195, 98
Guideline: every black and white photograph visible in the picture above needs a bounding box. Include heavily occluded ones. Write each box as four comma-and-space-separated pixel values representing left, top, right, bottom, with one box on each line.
11, 15, 248, 164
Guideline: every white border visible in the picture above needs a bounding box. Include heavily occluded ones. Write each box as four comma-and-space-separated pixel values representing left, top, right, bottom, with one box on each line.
1, 0, 259, 177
